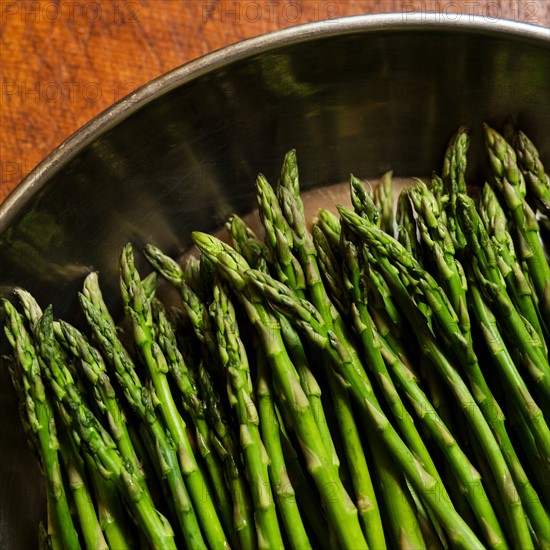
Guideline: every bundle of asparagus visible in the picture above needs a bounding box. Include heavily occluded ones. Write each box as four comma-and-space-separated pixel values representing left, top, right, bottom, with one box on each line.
2, 123, 549, 549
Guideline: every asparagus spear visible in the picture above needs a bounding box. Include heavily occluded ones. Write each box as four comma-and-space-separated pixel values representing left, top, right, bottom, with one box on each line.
256, 172, 384, 546
364, 254, 457, 444
479, 182, 547, 349
515, 129, 550, 218
4, 354, 67, 550
350, 174, 379, 225
441, 125, 469, 251
193, 354, 259, 550
38, 512, 60, 550
338, 206, 538, 549
152, 304, 236, 544
81, 449, 133, 550
456, 194, 550, 399
228, 213, 360, 548
326, 360, 383, 546
144, 244, 259, 550
55, 406, 109, 550
407, 180, 470, 340
3, 299, 82, 550
281, 156, 445, 547
312, 224, 350, 315
341, 228, 449, 545
245, 267, 484, 550
367, 428, 427, 550
244, 187, 341, 470
79, 274, 207, 549
54, 321, 148, 493
255, 338, 322, 550
143, 244, 220, 366
350, 204, 550, 547
256, 173, 306, 294
227, 214, 271, 274
340, 230, 507, 548
354, 188, 418, 356
119, 244, 230, 550
315, 208, 342, 254
483, 123, 550, 330
396, 188, 424, 263
35, 306, 177, 550
192, 231, 370, 550
210, 278, 289, 549
469, 281, 550, 452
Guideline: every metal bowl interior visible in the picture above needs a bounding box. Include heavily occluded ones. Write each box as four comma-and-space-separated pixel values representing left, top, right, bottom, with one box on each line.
0, 14, 548, 549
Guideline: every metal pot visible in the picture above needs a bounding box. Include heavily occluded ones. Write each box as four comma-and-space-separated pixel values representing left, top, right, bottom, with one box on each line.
0, 14, 548, 548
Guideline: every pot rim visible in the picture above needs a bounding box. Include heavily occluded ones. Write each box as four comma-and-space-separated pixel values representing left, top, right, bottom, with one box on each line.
1, 12, 548, 228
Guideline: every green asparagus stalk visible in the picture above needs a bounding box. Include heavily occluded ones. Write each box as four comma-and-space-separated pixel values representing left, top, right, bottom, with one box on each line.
192, 231, 369, 550
143, 244, 220, 366
54, 320, 148, 493
256, 173, 306, 294
81, 449, 133, 550
280, 156, 442, 547
119, 244, 230, 550
364, 255, 409, 346
456, 194, 550, 399
227, 214, 271, 274
5, 352, 72, 550
483, 123, 550, 330
241, 190, 340, 470
396, 189, 423, 262
479, 182, 547, 350
152, 304, 236, 544
42, 500, 63, 550
378, 333, 507, 548
350, 174, 379, 224
366, 266, 456, 453
330, 377, 384, 546
255, 341, 318, 550
244, 267, 484, 550
256, 172, 383, 545
315, 208, 342, 254
428, 173, 446, 214
143, 244, 258, 550
515, 129, 550, 217
368, 429, 427, 550
442, 126, 468, 197
56, 408, 109, 550
467, 281, 550, 463
312, 224, 350, 315
341, 229, 447, 545
78, 274, 207, 550
3, 299, 81, 550
275, 424, 332, 550
35, 306, 177, 550
441, 125, 469, 251
338, 206, 537, 548
211, 278, 287, 549
142, 270, 158, 301
340, 230, 507, 548
407, 180, 471, 340
193, 355, 259, 550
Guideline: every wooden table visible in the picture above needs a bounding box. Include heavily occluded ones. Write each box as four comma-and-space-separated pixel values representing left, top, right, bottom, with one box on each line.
1, 0, 549, 204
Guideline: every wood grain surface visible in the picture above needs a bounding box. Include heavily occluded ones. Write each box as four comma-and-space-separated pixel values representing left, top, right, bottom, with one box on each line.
1, 0, 549, 204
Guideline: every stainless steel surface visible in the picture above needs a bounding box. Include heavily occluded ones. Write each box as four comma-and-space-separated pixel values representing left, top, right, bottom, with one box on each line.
0, 14, 549, 548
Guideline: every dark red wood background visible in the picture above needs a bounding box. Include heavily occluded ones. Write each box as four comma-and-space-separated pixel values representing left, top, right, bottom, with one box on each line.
1, 0, 549, 204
